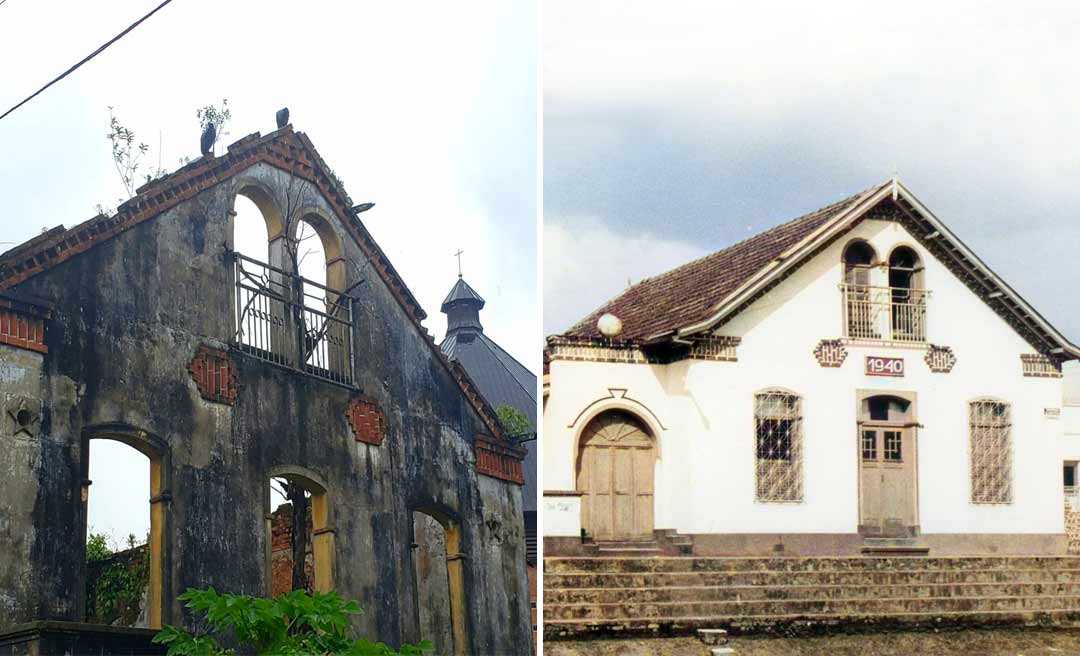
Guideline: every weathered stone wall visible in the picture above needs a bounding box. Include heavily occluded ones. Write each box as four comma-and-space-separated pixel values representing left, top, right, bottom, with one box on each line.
1065, 508, 1080, 554
0, 161, 530, 653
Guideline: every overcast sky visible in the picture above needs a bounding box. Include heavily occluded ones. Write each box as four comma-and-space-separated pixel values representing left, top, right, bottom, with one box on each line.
544, 0, 1080, 339
0, 0, 536, 547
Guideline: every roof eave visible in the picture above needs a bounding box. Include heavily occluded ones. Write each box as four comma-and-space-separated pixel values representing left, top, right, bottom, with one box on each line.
660, 182, 894, 341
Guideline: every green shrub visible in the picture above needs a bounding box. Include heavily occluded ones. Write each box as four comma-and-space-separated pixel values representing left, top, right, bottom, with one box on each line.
153, 587, 432, 655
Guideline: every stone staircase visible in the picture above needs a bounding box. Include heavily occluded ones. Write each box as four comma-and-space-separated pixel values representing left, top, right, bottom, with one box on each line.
543, 556, 1080, 640
582, 529, 694, 557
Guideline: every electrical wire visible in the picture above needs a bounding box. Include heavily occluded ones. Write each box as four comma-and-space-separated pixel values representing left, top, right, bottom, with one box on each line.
0, 0, 175, 123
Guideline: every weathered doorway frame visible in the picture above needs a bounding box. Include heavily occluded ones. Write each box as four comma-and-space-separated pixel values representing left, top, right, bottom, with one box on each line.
80, 423, 171, 630
265, 465, 335, 595
855, 389, 920, 538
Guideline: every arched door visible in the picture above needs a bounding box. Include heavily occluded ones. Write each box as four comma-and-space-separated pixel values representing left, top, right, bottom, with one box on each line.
576, 411, 655, 541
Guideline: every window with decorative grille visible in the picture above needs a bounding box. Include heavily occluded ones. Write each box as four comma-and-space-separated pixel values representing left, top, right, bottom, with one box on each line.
970, 400, 1012, 504
754, 391, 803, 502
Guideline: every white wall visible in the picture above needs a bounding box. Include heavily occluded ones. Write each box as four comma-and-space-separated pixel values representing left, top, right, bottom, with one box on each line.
544, 218, 1067, 537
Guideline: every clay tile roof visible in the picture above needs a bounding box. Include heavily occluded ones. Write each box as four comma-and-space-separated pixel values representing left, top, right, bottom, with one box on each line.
561, 181, 890, 342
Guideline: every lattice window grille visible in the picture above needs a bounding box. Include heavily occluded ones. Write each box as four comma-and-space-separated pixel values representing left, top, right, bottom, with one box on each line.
754, 391, 804, 502
970, 400, 1013, 504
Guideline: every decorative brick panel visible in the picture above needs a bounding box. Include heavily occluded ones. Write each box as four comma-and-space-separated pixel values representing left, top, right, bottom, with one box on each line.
687, 335, 740, 362
0, 305, 47, 354
925, 344, 957, 373
188, 344, 238, 405
813, 339, 847, 367
1021, 353, 1063, 378
346, 396, 384, 445
475, 435, 526, 485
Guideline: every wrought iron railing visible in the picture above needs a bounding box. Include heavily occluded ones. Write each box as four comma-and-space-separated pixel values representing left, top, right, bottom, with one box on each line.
840, 284, 928, 343
233, 252, 355, 386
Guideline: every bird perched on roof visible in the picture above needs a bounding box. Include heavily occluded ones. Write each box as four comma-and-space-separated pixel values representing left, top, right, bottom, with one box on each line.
200, 122, 216, 157
276, 107, 290, 129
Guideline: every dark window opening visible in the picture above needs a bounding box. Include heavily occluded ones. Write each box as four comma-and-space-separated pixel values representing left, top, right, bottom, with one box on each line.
756, 419, 793, 461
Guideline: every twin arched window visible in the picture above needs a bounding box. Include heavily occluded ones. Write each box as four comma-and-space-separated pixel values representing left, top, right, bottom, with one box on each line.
842, 241, 926, 342
231, 187, 354, 384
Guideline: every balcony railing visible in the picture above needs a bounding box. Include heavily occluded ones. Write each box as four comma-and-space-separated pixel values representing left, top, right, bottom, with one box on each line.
840, 284, 928, 343
233, 252, 355, 386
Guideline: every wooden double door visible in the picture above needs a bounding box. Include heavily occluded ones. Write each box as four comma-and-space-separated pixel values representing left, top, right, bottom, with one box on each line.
576, 411, 655, 541
859, 424, 917, 536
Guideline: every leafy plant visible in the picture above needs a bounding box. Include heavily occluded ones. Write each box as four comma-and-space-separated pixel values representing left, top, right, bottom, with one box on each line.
496, 405, 532, 441
196, 99, 231, 155
85, 532, 150, 626
153, 587, 432, 656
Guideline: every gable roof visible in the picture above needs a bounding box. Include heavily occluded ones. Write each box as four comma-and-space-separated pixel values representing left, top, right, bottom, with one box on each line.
563, 181, 889, 341
559, 178, 1080, 360
0, 125, 517, 443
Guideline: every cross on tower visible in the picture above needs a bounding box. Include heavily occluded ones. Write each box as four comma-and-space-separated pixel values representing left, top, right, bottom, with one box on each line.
454, 249, 464, 278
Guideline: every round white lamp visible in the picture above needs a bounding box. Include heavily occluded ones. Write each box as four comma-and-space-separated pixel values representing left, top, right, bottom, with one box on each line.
597, 313, 623, 338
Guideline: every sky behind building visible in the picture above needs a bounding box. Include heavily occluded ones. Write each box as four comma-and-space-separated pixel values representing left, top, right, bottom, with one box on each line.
1, 0, 536, 545
544, 0, 1080, 340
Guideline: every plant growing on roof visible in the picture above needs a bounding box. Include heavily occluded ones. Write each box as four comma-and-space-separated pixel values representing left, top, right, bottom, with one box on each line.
496, 404, 532, 441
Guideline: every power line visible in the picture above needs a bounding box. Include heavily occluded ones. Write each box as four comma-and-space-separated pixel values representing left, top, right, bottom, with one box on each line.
0, 0, 175, 123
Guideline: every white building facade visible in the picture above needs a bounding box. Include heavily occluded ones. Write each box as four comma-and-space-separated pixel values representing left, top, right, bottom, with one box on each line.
544, 179, 1080, 556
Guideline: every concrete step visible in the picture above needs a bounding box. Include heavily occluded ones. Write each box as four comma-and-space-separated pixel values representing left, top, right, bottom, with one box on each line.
543, 556, 1080, 574
544, 581, 1080, 605
544, 567, 1080, 590
542, 608, 1080, 640
543, 594, 1080, 621
862, 538, 930, 556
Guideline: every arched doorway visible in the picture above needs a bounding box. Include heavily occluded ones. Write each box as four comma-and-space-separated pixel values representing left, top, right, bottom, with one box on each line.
411, 509, 467, 656
264, 467, 334, 595
80, 426, 168, 629
857, 392, 919, 537
576, 410, 656, 541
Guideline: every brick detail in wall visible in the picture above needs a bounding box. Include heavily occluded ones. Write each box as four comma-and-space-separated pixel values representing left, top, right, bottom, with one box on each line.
0, 303, 47, 354
346, 396, 384, 445
475, 435, 526, 485
925, 344, 957, 373
1021, 353, 1063, 378
813, 339, 847, 367
188, 345, 239, 405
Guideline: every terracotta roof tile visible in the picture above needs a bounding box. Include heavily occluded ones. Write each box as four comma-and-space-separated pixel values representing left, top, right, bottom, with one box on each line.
561, 182, 889, 341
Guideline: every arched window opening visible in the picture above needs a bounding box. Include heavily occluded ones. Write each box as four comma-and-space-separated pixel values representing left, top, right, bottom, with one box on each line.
233, 195, 271, 263
575, 410, 656, 540
754, 390, 803, 502
293, 215, 351, 383
265, 473, 333, 595
411, 509, 467, 656
230, 191, 354, 386
232, 191, 289, 363
888, 246, 926, 341
82, 437, 163, 629
842, 241, 879, 339
970, 399, 1013, 504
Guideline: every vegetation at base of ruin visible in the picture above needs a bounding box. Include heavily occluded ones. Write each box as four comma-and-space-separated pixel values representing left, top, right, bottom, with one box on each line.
85, 531, 150, 626
153, 587, 433, 656
497, 404, 533, 441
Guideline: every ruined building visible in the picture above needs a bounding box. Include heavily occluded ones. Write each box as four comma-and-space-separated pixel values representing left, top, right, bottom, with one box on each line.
0, 122, 531, 655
